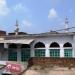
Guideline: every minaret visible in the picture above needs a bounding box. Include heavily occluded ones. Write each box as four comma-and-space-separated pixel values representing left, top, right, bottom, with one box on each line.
65, 16, 69, 32
15, 20, 19, 35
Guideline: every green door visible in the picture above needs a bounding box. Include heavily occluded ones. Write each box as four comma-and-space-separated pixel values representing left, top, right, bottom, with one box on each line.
8, 49, 17, 61
21, 48, 30, 61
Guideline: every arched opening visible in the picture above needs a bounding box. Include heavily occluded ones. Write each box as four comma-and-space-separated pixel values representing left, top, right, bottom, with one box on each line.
34, 42, 45, 57
63, 42, 72, 47
21, 44, 30, 61
50, 42, 60, 57
8, 44, 17, 61
34, 42, 45, 48
50, 42, 60, 47
64, 42, 72, 58
0, 43, 5, 61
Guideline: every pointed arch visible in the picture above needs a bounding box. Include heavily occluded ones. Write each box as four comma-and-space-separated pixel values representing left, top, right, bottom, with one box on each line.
34, 42, 45, 48
63, 42, 72, 47
50, 42, 60, 47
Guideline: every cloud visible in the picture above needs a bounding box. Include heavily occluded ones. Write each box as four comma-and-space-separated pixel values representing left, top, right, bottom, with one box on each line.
48, 8, 58, 19
13, 3, 29, 12
22, 19, 32, 27
0, 0, 10, 16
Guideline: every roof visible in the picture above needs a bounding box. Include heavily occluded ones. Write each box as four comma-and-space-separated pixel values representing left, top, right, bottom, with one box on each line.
0, 31, 75, 40
5, 39, 34, 44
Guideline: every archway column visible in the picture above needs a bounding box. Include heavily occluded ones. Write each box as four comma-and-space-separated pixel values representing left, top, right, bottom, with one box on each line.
4, 43, 8, 48
73, 43, 75, 58
45, 44, 50, 57
60, 43, 64, 57
1, 43, 8, 60
73, 36, 75, 58
30, 44, 35, 57
17, 44, 21, 61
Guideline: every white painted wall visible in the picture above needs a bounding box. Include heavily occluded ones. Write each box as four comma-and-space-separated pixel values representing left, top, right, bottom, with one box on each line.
31, 35, 73, 57
0, 35, 74, 61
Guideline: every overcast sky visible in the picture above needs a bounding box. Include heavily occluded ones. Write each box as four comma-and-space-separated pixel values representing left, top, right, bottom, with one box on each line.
0, 0, 75, 33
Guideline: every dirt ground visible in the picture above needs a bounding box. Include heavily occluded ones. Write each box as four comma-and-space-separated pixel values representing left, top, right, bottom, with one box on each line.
22, 66, 75, 75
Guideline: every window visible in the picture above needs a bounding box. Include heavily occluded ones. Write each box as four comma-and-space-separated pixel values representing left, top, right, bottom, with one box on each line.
50, 42, 60, 57
50, 49, 60, 57
35, 49, 45, 57
21, 49, 30, 61
8, 50, 17, 61
64, 42, 72, 58
34, 42, 45, 57
64, 49, 72, 58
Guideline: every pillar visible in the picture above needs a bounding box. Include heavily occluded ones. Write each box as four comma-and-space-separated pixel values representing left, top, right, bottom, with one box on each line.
30, 43, 35, 57
2, 43, 8, 60
45, 44, 50, 57
60, 43, 64, 57
4, 43, 8, 48
73, 35, 75, 58
17, 44, 21, 61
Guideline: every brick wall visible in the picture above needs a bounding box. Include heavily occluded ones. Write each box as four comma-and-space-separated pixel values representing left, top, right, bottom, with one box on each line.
28, 57, 75, 67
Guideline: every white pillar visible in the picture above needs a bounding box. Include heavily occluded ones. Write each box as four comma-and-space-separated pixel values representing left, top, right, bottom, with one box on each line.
4, 43, 8, 48
3, 43, 8, 60
73, 36, 75, 58
17, 44, 21, 61
72, 46, 74, 58
30, 44, 35, 57
45, 44, 50, 57
60, 43, 64, 57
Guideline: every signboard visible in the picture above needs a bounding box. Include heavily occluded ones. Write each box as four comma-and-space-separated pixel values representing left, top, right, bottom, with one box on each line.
5, 62, 22, 74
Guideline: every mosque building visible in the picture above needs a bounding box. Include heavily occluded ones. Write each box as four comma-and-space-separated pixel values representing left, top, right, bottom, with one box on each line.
0, 18, 75, 67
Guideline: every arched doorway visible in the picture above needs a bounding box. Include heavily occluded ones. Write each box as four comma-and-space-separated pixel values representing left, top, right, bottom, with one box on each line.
8, 44, 17, 61
21, 44, 30, 61
0, 43, 4, 49
0, 43, 4, 52
64, 42, 72, 58
0, 43, 4, 60
50, 42, 60, 57
34, 42, 45, 57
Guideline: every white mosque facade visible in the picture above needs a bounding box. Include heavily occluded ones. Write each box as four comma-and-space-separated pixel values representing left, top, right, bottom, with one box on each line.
0, 31, 75, 62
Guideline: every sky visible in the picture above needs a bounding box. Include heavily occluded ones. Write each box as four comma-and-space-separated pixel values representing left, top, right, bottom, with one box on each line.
0, 0, 75, 34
